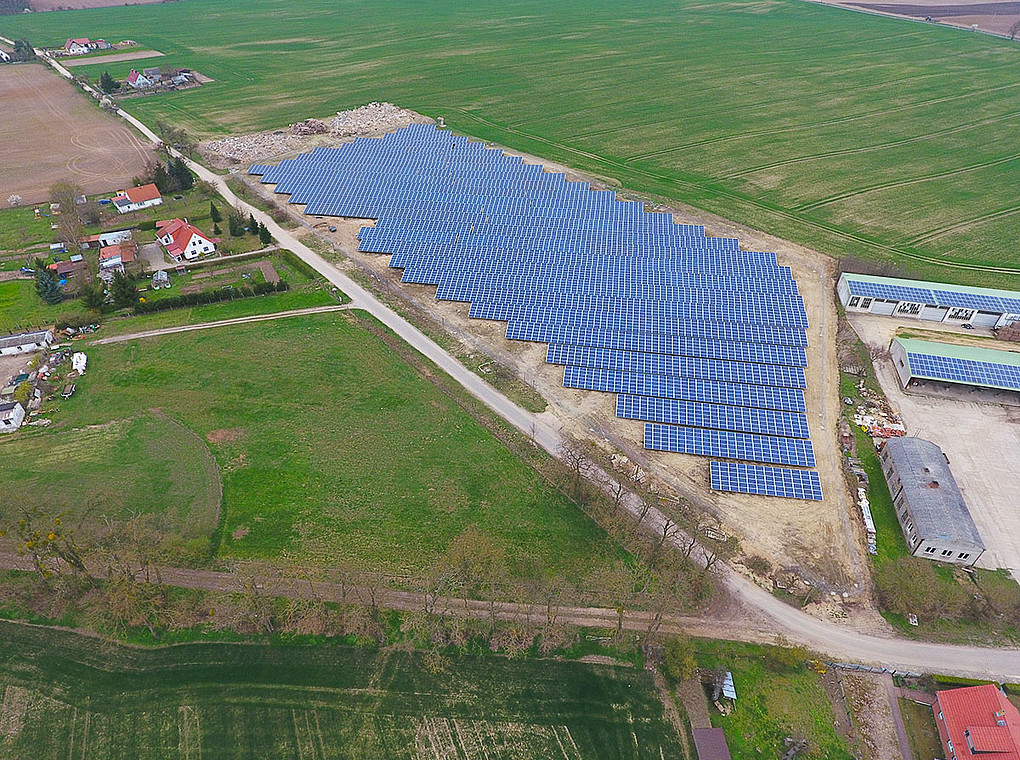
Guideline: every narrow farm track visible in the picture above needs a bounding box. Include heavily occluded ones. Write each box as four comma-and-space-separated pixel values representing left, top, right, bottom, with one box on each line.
21, 52, 1020, 678
624, 79, 1020, 162
88, 304, 353, 345
795, 152, 1020, 212
906, 203, 1020, 246
721, 109, 1020, 180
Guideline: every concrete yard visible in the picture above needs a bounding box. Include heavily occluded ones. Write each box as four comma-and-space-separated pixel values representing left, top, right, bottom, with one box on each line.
850, 314, 1020, 580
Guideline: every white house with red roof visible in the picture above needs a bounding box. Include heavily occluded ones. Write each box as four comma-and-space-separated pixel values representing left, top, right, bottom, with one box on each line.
64, 38, 91, 54
126, 69, 153, 89
934, 684, 1020, 760
156, 219, 216, 261
112, 183, 162, 214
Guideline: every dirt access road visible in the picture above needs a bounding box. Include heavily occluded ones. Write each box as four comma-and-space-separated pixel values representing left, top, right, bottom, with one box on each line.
35, 56, 1019, 678
0, 62, 154, 204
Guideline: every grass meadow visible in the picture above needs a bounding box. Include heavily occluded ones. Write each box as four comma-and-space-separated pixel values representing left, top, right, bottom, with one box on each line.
18, 311, 623, 580
0, 620, 683, 760
3, 0, 1020, 285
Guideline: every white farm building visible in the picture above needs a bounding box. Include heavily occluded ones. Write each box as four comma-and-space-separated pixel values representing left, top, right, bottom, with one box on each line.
838, 273, 1020, 330
0, 329, 54, 356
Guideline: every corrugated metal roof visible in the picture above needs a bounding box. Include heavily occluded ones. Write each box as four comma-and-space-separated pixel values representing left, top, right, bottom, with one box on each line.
883, 437, 984, 549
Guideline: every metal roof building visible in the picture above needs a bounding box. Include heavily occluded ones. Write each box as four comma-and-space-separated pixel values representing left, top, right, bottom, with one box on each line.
891, 338, 1020, 394
879, 437, 984, 566
838, 272, 1020, 329
0, 329, 53, 356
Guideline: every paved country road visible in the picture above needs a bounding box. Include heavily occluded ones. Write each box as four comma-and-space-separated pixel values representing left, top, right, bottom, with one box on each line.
11, 45, 1019, 679
88, 304, 352, 345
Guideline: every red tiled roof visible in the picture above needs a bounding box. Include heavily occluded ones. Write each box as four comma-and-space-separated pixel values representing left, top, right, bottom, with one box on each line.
156, 218, 212, 257
66, 38, 90, 46
117, 183, 161, 204
936, 684, 1020, 760
99, 242, 136, 262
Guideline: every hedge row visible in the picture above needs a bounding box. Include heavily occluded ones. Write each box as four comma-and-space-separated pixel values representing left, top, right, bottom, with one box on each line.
133, 280, 290, 314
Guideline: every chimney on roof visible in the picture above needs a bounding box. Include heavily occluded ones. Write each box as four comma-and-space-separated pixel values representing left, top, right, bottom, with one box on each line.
930, 481, 940, 489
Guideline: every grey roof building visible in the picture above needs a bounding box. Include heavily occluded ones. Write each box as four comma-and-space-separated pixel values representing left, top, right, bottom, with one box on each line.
0, 329, 53, 356
879, 437, 984, 566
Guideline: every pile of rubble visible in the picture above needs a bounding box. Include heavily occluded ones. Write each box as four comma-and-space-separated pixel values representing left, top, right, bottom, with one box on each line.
204, 103, 432, 165
204, 131, 308, 164
290, 118, 328, 135
330, 101, 430, 137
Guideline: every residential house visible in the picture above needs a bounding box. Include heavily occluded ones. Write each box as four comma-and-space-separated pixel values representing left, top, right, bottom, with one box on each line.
156, 218, 216, 261
64, 38, 91, 55
126, 69, 153, 89
47, 259, 89, 280
0, 402, 25, 433
0, 330, 54, 356
98, 241, 137, 272
142, 66, 162, 82
89, 39, 111, 51
112, 183, 162, 214
933, 683, 1020, 760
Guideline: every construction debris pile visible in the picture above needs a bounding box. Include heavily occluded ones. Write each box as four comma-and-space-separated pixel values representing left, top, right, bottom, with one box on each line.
330, 101, 429, 137
290, 118, 328, 135
204, 103, 433, 164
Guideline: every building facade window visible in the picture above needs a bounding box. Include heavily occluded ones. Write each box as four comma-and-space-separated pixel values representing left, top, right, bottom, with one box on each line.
958, 553, 970, 560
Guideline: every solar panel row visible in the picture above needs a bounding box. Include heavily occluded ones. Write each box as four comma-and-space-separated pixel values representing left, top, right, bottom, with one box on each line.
847, 277, 1020, 316
616, 395, 811, 438
906, 351, 1020, 391
710, 461, 823, 501
644, 424, 816, 467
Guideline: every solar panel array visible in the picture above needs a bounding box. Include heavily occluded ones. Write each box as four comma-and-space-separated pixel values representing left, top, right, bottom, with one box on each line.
846, 276, 1020, 315
252, 124, 821, 500
904, 349, 1020, 391
711, 462, 823, 501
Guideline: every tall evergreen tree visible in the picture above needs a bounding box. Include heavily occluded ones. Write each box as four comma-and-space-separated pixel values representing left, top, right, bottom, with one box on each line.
228, 210, 245, 237
152, 164, 175, 194
33, 260, 63, 305
209, 201, 222, 224
99, 70, 120, 93
110, 271, 137, 310
258, 222, 272, 246
248, 213, 259, 236
170, 157, 194, 190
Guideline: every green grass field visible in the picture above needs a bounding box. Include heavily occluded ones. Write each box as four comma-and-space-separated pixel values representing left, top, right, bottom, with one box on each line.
0, 620, 683, 759
3, 0, 1019, 285
695, 640, 853, 760
0, 411, 220, 545
22, 311, 622, 580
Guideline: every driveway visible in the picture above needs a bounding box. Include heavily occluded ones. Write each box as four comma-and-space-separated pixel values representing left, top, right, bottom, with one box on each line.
138, 241, 170, 272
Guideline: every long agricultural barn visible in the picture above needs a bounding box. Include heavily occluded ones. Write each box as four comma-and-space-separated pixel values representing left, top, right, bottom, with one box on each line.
838, 272, 1020, 329
891, 337, 1020, 394
252, 124, 821, 501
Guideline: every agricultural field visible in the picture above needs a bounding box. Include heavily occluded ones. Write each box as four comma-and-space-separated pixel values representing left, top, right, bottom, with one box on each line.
6, 311, 624, 581
4, 0, 1020, 285
0, 62, 154, 205
0, 620, 683, 760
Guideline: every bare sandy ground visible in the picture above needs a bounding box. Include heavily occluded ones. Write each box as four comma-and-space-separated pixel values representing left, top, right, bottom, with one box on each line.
850, 314, 1020, 581
0, 62, 155, 204
61, 49, 165, 67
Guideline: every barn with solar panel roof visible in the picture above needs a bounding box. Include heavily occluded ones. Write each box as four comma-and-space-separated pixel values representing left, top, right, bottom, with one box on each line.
251, 124, 824, 502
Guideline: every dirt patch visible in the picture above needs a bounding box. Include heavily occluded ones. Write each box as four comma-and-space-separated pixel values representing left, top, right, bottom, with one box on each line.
0, 685, 30, 738
576, 654, 634, 666
206, 428, 245, 444
840, 672, 901, 760
255, 260, 279, 284
0, 63, 155, 205
61, 50, 165, 67
231, 525, 250, 540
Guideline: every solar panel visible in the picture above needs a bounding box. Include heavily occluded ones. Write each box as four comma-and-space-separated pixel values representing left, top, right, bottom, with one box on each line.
616, 395, 810, 438
905, 351, 1020, 391
710, 461, 823, 501
846, 278, 933, 304
251, 123, 820, 494
644, 424, 816, 467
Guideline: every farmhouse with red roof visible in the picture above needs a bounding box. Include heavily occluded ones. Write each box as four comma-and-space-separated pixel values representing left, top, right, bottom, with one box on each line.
126, 69, 154, 90
934, 684, 1020, 760
112, 183, 162, 214
156, 218, 216, 261
64, 38, 91, 54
